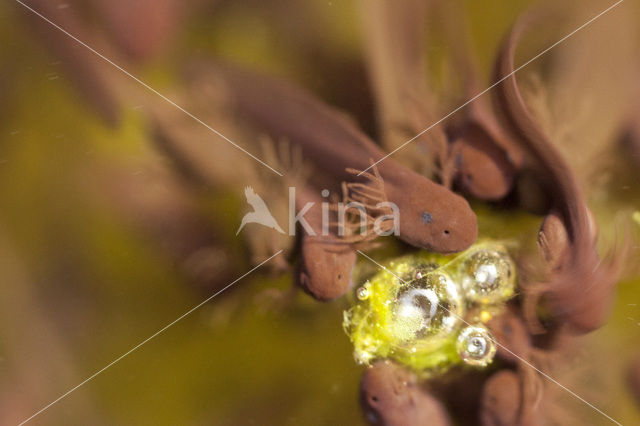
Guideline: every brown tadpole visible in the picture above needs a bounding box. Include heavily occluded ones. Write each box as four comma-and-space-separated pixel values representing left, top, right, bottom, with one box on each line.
295, 187, 356, 301
360, 0, 520, 202
19, 0, 121, 126
629, 356, 640, 407
297, 239, 356, 301
358, 0, 448, 179
90, 0, 187, 62
492, 9, 625, 335
488, 308, 533, 365
211, 62, 477, 254
360, 360, 451, 426
446, 117, 519, 201
437, 0, 522, 201
480, 369, 541, 426
100, 164, 243, 294
620, 109, 640, 171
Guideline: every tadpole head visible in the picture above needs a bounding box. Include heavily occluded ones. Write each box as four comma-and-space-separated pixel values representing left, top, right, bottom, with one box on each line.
360, 361, 450, 425
298, 238, 356, 301
398, 178, 477, 253
451, 127, 516, 201
360, 361, 415, 424
480, 370, 523, 426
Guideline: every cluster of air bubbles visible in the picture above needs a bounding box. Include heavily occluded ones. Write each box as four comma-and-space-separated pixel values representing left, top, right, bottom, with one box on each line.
343, 241, 516, 374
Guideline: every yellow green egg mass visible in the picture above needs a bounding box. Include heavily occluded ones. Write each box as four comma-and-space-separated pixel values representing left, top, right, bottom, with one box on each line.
343, 241, 516, 375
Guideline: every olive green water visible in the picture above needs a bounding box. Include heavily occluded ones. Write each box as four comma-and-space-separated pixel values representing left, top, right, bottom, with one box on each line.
1, 1, 640, 425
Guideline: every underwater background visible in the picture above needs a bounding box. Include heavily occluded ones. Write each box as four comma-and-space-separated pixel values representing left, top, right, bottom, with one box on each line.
1, 0, 640, 424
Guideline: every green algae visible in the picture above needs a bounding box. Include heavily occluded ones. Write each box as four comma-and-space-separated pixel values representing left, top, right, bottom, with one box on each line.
344, 241, 516, 376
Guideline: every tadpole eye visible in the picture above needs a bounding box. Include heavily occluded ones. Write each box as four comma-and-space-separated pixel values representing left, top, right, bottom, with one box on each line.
420, 212, 433, 224
338, 274, 343, 280
466, 173, 473, 182
443, 229, 450, 235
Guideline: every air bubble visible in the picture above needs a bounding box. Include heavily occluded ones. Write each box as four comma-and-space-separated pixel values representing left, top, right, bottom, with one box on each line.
389, 273, 463, 344
461, 249, 515, 304
357, 285, 370, 300
456, 325, 496, 367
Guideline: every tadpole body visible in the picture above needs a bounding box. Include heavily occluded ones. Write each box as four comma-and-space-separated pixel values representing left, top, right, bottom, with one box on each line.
360, 0, 520, 201
629, 356, 640, 408
212, 62, 478, 253
20, 0, 120, 125
480, 370, 536, 426
360, 361, 451, 426
492, 10, 622, 334
295, 187, 356, 301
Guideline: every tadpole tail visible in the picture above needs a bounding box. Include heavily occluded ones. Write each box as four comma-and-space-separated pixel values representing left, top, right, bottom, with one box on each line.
19, 0, 121, 126
491, 9, 591, 246
492, 8, 629, 334
207, 61, 387, 181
